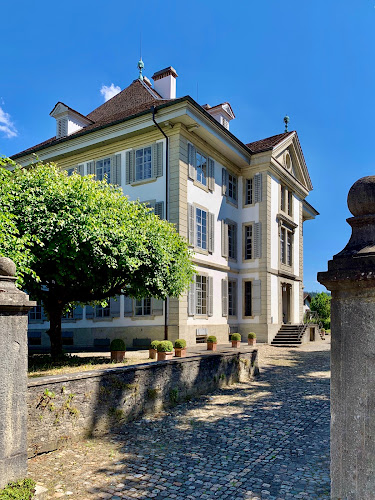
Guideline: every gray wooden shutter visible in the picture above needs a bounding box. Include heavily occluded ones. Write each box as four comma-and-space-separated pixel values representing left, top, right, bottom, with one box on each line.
208, 158, 215, 191
222, 279, 228, 317
252, 280, 261, 315
221, 220, 228, 258
77, 164, 84, 176
87, 161, 95, 176
126, 150, 134, 184
156, 142, 163, 177
152, 298, 164, 316
85, 305, 94, 319
233, 222, 238, 261
110, 296, 121, 317
254, 222, 262, 258
208, 212, 215, 253
110, 154, 122, 186
155, 201, 164, 219
188, 143, 196, 180
188, 203, 195, 245
188, 281, 195, 316
222, 168, 228, 196
254, 173, 263, 203
152, 144, 158, 178
123, 296, 133, 317
232, 278, 238, 316
207, 277, 213, 317
73, 306, 83, 320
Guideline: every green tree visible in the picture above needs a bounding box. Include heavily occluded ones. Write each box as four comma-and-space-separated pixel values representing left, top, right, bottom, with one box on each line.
310, 291, 331, 329
0, 158, 195, 358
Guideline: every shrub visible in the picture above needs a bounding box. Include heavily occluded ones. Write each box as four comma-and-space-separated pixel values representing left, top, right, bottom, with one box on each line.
157, 340, 174, 352
110, 339, 126, 351
207, 336, 217, 343
231, 333, 241, 341
150, 340, 161, 350
248, 332, 256, 339
174, 339, 187, 349
0, 479, 36, 500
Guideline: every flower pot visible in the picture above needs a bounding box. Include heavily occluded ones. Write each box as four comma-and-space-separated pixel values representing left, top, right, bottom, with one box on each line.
231, 340, 241, 348
248, 338, 256, 346
157, 351, 174, 361
149, 348, 157, 359
174, 348, 187, 357
207, 342, 217, 351
111, 350, 126, 362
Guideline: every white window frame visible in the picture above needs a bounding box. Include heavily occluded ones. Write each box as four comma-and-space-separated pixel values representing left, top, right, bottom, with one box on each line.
195, 275, 207, 316
227, 172, 238, 204
245, 178, 253, 206
96, 157, 111, 183
196, 207, 208, 250
244, 224, 253, 260
135, 297, 152, 316
228, 279, 237, 317
95, 304, 110, 318
135, 146, 153, 182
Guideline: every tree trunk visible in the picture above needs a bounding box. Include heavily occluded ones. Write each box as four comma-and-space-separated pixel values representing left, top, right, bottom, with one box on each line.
47, 305, 64, 359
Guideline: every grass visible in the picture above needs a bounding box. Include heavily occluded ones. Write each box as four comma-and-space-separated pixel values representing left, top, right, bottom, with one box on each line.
28, 353, 155, 378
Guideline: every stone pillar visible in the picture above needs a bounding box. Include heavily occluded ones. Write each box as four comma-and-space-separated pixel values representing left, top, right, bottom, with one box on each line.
318, 176, 375, 500
0, 258, 36, 489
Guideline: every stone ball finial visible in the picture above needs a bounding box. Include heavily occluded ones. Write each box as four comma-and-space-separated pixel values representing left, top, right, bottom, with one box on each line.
0, 257, 16, 277
348, 176, 375, 217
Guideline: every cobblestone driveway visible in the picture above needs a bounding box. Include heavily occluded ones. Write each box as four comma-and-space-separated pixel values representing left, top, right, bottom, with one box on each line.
29, 341, 331, 499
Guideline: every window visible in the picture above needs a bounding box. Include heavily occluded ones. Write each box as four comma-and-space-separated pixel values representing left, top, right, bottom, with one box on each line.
135, 146, 152, 181
188, 204, 214, 253
196, 151, 207, 186
245, 178, 253, 205
288, 191, 293, 216
29, 305, 42, 321
95, 157, 111, 183
196, 208, 207, 250
244, 224, 253, 260
188, 143, 215, 191
280, 226, 293, 266
228, 280, 237, 316
281, 185, 286, 212
28, 331, 42, 346
135, 298, 151, 316
62, 331, 74, 346
222, 117, 229, 130
195, 275, 207, 315
244, 281, 252, 317
228, 172, 237, 204
228, 222, 237, 259
62, 310, 74, 320
95, 304, 110, 318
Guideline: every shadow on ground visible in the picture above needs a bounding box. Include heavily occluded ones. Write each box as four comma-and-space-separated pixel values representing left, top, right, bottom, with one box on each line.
85, 347, 330, 499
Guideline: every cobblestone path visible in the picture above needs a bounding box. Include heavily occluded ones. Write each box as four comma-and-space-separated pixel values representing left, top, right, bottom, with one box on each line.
29, 341, 331, 499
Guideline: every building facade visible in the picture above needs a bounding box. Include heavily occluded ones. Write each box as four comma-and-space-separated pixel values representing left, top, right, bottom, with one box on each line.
12, 65, 318, 350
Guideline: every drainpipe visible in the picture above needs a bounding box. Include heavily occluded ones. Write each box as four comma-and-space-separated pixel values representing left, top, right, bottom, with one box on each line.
151, 106, 169, 341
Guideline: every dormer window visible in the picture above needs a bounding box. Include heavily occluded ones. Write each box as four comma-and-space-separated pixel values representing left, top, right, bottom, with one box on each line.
204, 102, 235, 130
221, 116, 229, 130
50, 102, 93, 139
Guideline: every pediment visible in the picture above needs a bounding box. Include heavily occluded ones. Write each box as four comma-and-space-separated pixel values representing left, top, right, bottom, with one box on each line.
272, 132, 312, 191
50, 102, 69, 118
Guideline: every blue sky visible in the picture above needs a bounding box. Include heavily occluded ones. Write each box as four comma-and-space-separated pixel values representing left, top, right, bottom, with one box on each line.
1, 0, 374, 292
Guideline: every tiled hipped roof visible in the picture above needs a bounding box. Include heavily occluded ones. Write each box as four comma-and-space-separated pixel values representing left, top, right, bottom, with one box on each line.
246, 132, 294, 153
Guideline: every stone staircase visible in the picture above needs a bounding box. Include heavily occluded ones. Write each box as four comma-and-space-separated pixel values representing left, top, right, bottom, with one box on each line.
271, 324, 308, 346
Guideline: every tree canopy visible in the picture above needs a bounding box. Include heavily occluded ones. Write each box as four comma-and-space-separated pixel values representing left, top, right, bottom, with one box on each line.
0, 157, 195, 356
310, 291, 331, 329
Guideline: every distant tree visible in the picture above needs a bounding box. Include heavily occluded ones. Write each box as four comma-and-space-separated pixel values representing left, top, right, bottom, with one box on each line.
310, 291, 331, 329
0, 158, 195, 358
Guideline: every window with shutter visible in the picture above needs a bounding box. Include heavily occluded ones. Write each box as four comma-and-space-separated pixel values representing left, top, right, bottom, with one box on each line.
87, 161, 95, 176
154, 201, 164, 219
228, 279, 237, 316
222, 279, 228, 317
110, 154, 122, 186
195, 275, 207, 315
95, 303, 110, 318
110, 296, 121, 317
245, 178, 253, 205
78, 164, 84, 176
222, 168, 228, 195
135, 147, 152, 181
96, 158, 111, 183
244, 224, 253, 260
196, 208, 207, 250
135, 298, 151, 316
227, 221, 237, 260
244, 281, 252, 317
252, 280, 261, 316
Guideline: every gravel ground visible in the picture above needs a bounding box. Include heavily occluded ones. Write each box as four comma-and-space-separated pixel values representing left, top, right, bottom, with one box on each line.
28, 340, 331, 499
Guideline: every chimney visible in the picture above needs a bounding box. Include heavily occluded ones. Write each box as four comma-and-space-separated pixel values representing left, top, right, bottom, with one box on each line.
152, 66, 178, 99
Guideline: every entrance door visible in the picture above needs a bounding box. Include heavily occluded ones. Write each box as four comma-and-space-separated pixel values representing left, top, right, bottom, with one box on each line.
282, 284, 291, 323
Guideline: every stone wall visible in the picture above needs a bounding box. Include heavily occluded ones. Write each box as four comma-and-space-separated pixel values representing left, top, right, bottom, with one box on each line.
27, 350, 259, 458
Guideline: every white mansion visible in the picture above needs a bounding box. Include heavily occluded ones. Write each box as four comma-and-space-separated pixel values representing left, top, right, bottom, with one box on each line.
12, 63, 318, 350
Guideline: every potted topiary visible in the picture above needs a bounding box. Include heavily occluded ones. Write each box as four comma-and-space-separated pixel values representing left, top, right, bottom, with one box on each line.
231, 333, 241, 348
248, 332, 256, 346
110, 339, 126, 362
157, 340, 174, 361
174, 339, 187, 357
207, 335, 217, 351
149, 340, 161, 359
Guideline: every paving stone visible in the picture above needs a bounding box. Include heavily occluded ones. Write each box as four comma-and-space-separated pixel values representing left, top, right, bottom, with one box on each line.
28, 341, 331, 499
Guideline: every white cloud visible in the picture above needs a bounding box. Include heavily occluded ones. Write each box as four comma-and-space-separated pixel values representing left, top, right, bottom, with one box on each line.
0, 105, 18, 138
100, 84, 121, 102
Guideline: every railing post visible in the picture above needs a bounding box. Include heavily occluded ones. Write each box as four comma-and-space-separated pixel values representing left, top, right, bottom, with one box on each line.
0, 258, 36, 488
318, 176, 375, 499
